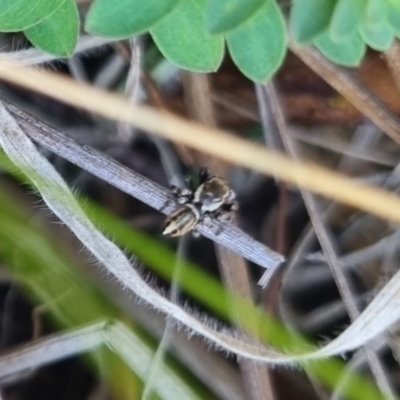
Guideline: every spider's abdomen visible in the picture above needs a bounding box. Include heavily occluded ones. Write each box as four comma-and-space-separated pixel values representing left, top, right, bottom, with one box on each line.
162, 204, 200, 236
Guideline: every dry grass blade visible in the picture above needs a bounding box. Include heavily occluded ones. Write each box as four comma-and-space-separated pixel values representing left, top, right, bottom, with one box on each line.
0, 321, 201, 400
106, 322, 202, 400
385, 41, 400, 96
1, 58, 400, 226
290, 127, 397, 167
4, 99, 400, 365
262, 82, 396, 399
288, 38, 400, 146
182, 72, 275, 400
3, 59, 400, 375
117, 37, 141, 142
0, 322, 105, 380
5, 101, 283, 272
7, 104, 283, 276
125, 299, 247, 400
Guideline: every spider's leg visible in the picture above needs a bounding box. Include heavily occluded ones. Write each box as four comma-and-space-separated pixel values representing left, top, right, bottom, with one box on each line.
180, 187, 193, 197
160, 197, 174, 212
226, 189, 237, 203
216, 211, 234, 224
192, 228, 201, 238
198, 166, 210, 184
215, 203, 237, 223
224, 200, 239, 212
178, 187, 193, 204
202, 213, 223, 235
170, 185, 193, 204
170, 185, 181, 197
185, 177, 195, 191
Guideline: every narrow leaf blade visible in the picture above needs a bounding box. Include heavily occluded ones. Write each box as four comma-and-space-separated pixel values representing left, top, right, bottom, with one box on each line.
85, 0, 180, 39
151, 0, 224, 72
227, 0, 286, 82
24, 0, 79, 57
205, 0, 265, 34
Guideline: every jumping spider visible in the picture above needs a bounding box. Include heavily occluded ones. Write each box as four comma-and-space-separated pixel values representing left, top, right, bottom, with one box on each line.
162, 167, 238, 237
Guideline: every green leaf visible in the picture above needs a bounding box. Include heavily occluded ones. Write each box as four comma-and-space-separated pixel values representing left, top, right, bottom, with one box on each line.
314, 30, 366, 67
24, 0, 79, 57
85, 0, 180, 39
359, 20, 394, 51
205, 0, 265, 34
365, 0, 387, 26
0, 0, 65, 31
150, 0, 224, 72
226, 0, 286, 82
386, 0, 400, 36
290, 0, 337, 43
330, 0, 366, 40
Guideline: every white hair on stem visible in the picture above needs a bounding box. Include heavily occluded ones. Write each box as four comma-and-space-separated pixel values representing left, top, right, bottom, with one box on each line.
4, 35, 113, 66
2, 102, 400, 366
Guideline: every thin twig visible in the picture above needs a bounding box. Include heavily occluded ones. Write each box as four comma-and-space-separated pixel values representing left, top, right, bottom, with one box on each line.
288, 38, 400, 146
384, 41, 400, 95
5, 100, 283, 273
129, 304, 246, 400
2, 99, 400, 371
0, 322, 106, 379
290, 126, 397, 167
181, 72, 276, 400
0, 321, 200, 400
255, 82, 288, 310
142, 237, 189, 400
117, 37, 142, 142
141, 72, 188, 187
212, 93, 260, 122
331, 340, 388, 400
262, 82, 396, 399
1, 60, 400, 224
